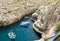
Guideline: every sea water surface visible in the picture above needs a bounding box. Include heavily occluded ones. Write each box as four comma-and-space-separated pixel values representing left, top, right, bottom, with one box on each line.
0, 15, 41, 41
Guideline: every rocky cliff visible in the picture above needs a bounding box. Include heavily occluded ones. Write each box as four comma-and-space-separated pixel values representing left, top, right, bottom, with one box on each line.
0, 0, 44, 26
31, 0, 60, 41
0, 0, 60, 41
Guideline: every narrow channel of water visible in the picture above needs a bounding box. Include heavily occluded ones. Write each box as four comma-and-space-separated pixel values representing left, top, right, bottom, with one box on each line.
0, 14, 41, 41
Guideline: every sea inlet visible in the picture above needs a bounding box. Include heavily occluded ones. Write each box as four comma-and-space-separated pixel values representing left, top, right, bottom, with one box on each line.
0, 14, 41, 41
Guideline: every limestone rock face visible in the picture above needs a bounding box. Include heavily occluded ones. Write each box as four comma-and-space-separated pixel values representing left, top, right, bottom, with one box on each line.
0, 0, 45, 26
32, 0, 60, 41
31, 13, 38, 21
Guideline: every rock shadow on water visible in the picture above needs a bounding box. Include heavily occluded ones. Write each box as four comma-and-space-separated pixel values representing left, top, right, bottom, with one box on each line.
0, 14, 41, 41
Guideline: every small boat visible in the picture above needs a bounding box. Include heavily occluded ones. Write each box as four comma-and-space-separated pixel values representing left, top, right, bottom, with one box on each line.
20, 22, 30, 27
49, 31, 60, 41
24, 16, 29, 19
8, 32, 16, 40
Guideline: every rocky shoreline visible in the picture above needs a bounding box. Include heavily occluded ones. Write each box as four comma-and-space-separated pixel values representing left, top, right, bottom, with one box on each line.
0, 0, 44, 27
0, 0, 60, 41
31, 0, 60, 41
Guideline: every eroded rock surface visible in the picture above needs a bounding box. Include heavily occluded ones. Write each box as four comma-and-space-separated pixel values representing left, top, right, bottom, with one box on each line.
31, 0, 60, 41
0, 0, 45, 26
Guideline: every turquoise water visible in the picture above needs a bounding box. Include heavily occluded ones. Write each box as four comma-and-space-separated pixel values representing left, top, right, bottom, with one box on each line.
0, 15, 40, 41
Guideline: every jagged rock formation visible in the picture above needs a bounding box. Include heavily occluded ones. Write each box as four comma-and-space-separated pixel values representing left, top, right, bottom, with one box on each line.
31, 0, 60, 41
0, 0, 45, 26
0, 0, 60, 41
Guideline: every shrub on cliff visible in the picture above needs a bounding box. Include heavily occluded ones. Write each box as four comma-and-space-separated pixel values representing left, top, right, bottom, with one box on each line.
56, 21, 60, 32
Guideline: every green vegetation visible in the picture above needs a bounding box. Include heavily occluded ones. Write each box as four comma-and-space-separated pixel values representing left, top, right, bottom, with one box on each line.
57, 0, 60, 4
56, 21, 60, 33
